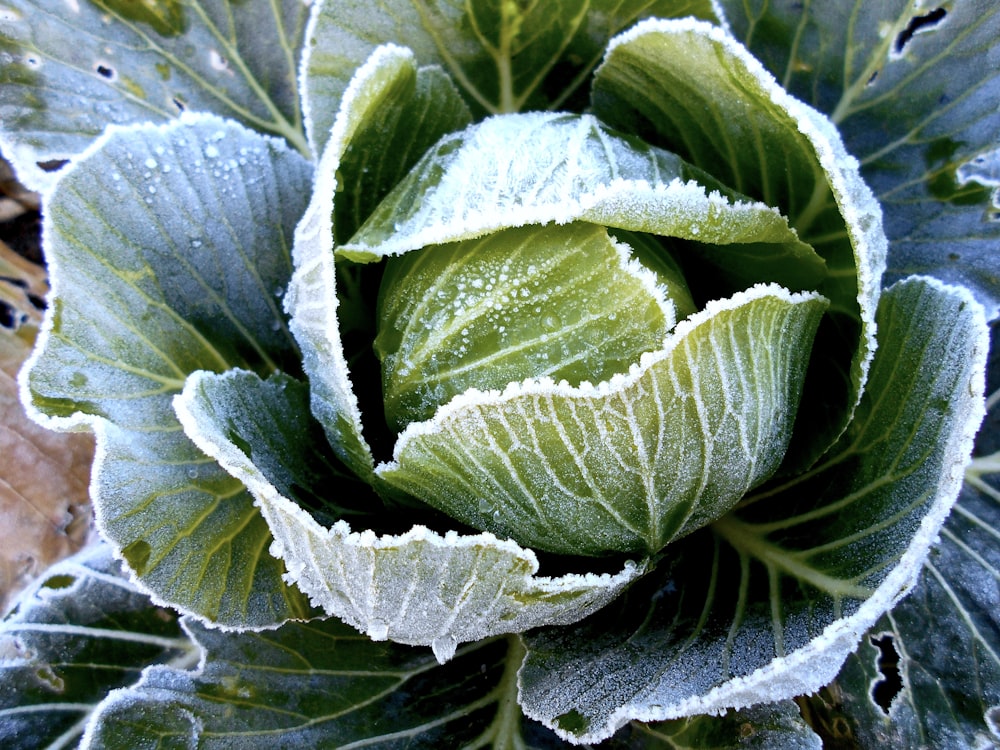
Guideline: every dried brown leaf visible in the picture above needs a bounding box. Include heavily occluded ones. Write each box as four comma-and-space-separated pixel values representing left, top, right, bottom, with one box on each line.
0, 240, 94, 614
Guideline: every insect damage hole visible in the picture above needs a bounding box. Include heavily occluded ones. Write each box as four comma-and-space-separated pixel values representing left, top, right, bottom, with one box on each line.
894, 7, 948, 55
870, 633, 904, 714
95, 62, 115, 80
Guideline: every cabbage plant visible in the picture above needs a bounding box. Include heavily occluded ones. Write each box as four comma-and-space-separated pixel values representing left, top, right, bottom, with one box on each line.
0, 0, 997, 747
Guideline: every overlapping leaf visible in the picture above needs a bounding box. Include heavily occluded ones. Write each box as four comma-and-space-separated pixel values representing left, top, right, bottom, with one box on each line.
719, 0, 1000, 318
83, 622, 565, 749
379, 286, 827, 556
591, 19, 887, 465
0, 542, 196, 750
518, 277, 988, 743
20, 114, 314, 626
300, 0, 722, 154
0, 0, 310, 192
286, 45, 472, 486
175, 368, 644, 663
339, 111, 816, 264
821, 322, 1000, 749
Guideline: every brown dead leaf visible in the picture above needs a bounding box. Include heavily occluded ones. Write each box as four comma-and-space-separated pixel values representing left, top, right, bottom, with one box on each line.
1, 240, 94, 614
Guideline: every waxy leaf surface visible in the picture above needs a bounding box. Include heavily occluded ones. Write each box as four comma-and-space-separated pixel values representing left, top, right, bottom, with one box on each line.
287, 46, 471, 486
176, 368, 645, 663
592, 19, 887, 464
0, 0, 310, 191
720, 0, 1000, 318
0, 543, 196, 750
379, 286, 827, 556
300, 0, 722, 154
518, 277, 988, 743
20, 114, 314, 626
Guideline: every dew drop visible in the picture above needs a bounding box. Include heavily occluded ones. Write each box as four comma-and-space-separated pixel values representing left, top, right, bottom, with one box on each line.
144, 157, 158, 169
205, 145, 220, 159
542, 314, 561, 331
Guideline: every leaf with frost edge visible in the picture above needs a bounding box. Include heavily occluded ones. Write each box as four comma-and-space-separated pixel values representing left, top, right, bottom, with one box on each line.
338, 111, 815, 265
17, 112, 314, 627
377, 284, 827, 556
592, 18, 888, 463
297, 0, 727, 157
286, 45, 430, 485
174, 368, 644, 663
516, 276, 989, 744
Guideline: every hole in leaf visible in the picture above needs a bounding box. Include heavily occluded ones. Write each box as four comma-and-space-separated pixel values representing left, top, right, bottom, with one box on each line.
122, 539, 152, 575
554, 708, 589, 733
866, 70, 879, 86
895, 7, 948, 54
36, 159, 68, 173
42, 574, 76, 590
172, 96, 187, 112
870, 634, 903, 714
0, 299, 19, 329
95, 63, 115, 79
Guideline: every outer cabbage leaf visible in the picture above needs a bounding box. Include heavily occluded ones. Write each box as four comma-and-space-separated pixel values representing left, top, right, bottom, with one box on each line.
300, 0, 723, 155
174, 368, 645, 664
0, 542, 197, 750
83, 623, 569, 749
591, 18, 887, 465
811, 323, 1000, 749
518, 276, 988, 743
0, 0, 310, 192
610, 703, 822, 750
719, 0, 1000, 318
19, 114, 314, 626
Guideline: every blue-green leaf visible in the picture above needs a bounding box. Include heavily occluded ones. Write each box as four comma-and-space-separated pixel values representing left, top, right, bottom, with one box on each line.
301, 0, 722, 154
0, 543, 196, 750
20, 114, 314, 626
518, 277, 988, 743
0, 0, 310, 191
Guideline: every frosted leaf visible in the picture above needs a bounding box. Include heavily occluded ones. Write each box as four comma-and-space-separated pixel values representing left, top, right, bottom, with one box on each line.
286, 45, 470, 484
300, 0, 723, 155
0, 0, 308, 192
518, 277, 989, 743
18, 113, 314, 627
592, 17, 888, 466
375, 222, 680, 429
175, 369, 645, 662
339, 112, 819, 274
378, 285, 828, 556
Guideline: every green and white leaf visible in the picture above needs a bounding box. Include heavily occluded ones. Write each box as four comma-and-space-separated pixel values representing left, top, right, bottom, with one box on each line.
339, 111, 819, 269
175, 368, 645, 664
824, 328, 1000, 749
0, 543, 197, 750
19, 114, 314, 626
518, 277, 988, 743
719, 0, 1000, 318
300, 0, 722, 154
287, 45, 471, 485
591, 19, 888, 464
376, 221, 681, 429
379, 285, 827, 557
0, 0, 310, 192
